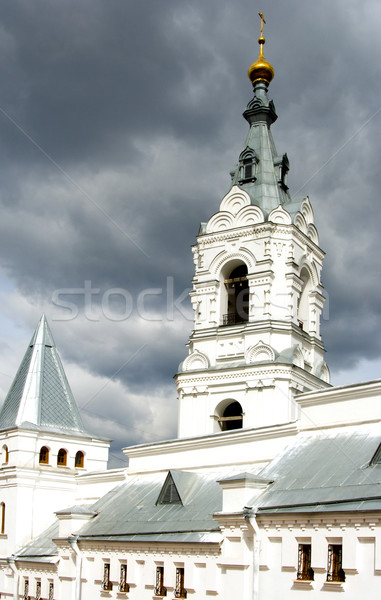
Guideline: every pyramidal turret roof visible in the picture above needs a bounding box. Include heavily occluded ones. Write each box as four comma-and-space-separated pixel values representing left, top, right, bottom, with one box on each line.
0, 315, 89, 436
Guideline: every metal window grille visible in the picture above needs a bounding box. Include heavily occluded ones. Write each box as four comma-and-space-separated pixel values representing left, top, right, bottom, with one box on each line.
23, 578, 30, 600
327, 544, 345, 582
297, 544, 314, 581
48, 582, 54, 600
102, 563, 113, 591
174, 567, 186, 598
36, 581, 41, 600
154, 566, 166, 597
119, 564, 129, 593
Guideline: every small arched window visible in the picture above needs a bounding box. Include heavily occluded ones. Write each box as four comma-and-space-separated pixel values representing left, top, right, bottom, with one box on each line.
0, 502, 5, 534
75, 451, 84, 468
39, 446, 49, 464
238, 147, 258, 184
218, 401, 243, 431
2, 445, 8, 464
57, 449, 67, 466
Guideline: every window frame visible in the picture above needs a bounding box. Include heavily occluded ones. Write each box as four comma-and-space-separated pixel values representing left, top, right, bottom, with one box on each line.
327, 544, 345, 582
119, 563, 129, 593
39, 446, 49, 465
154, 565, 167, 597
0, 502, 5, 534
3, 445, 9, 464
48, 582, 54, 600
23, 578, 30, 600
102, 562, 113, 591
57, 448, 67, 467
35, 580, 41, 600
296, 543, 314, 581
75, 451, 84, 468
174, 567, 187, 598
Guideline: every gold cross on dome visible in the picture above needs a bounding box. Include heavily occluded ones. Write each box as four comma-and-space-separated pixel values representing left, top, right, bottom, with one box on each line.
258, 11, 266, 36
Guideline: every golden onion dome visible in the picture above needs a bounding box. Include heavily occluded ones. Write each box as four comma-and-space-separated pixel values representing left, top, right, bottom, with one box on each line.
248, 13, 274, 84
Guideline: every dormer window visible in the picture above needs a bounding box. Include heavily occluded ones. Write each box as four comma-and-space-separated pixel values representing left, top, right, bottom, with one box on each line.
274, 153, 289, 191
156, 472, 182, 505
370, 442, 381, 465
238, 148, 258, 184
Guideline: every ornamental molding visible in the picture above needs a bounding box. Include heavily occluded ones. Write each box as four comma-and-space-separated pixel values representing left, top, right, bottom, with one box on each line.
182, 350, 210, 372
176, 366, 295, 386
268, 205, 292, 225
219, 186, 251, 216
300, 196, 314, 226
198, 223, 324, 259
209, 249, 257, 275
246, 342, 276, 364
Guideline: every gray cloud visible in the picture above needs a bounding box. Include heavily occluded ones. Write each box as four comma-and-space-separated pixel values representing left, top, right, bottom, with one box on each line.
0, 0, 380, 465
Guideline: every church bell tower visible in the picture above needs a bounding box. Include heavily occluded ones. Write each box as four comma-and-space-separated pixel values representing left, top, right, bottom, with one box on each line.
175, 16, 330, 439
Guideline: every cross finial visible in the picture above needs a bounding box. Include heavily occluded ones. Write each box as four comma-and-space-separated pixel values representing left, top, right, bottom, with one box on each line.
258, 11, 266, 37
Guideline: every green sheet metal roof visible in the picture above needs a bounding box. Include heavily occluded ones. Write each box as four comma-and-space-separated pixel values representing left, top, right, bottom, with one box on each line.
78, 469, 223, 538
255, 425, 381, 513
0, 315, 89, 436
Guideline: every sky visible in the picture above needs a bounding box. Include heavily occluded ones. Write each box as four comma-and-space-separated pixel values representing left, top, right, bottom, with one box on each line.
0, 0, 380, 467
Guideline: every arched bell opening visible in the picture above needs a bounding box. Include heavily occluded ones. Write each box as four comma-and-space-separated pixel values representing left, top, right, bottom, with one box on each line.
216, 400, 243, 431
297, 267, 312, 332
223, 263, 249, 326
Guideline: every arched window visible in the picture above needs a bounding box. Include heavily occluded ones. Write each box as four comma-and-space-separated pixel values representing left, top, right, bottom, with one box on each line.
238, 147, 258, 184
297, 267, 312, 331
218, 401, 243, 431
57, 449, 67, 466
0, 502, 5, 534
2, 445, 8, 464
75, 451, 84, 468
223, 264, 249, 326
39, 446, 49, 464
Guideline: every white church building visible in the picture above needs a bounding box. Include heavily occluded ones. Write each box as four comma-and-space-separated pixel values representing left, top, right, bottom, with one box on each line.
0, 21, 380, 600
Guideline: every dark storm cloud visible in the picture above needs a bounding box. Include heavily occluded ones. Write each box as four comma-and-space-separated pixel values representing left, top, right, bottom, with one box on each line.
0, 0, 381, 463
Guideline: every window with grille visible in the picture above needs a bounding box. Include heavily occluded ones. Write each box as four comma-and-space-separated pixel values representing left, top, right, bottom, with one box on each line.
39, 446, 49, 464
75, 451, 84, 468
297, 544, 314, 580
119, 564, 129, 593
174, 567, 186, 598
154, 566, 166, 597
102, 562, 113, 591
57, 449, 67, 466
327, 544, 345, 582
23, 578, 30, 600
0, 502, 5, 534
238, 148, 257, 184
48, 582, 54, 600
156, 472, 182, 505
36, 581, 41, 600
